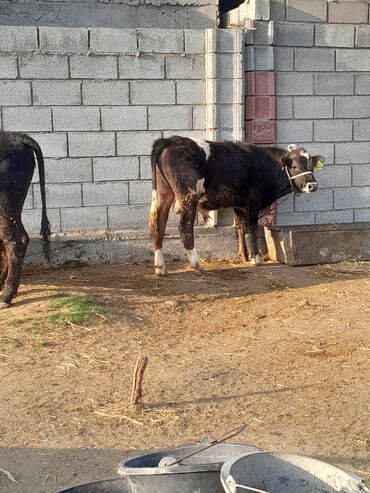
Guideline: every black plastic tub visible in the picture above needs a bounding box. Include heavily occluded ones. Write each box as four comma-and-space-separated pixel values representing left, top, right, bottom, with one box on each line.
59, 478, 129, 493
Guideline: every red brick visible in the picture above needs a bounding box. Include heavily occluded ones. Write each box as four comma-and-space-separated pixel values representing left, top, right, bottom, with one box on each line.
246, 72, 275, 96
246, 96, 276, 120
246, 120, 276, 144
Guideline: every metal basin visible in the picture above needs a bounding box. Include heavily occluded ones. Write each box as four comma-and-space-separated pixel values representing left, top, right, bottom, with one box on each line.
59, 478, 129, 493
221, 451, 370, 493
118, 443, 259, 493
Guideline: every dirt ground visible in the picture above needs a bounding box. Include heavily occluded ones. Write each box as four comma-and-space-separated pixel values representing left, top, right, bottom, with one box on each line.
0, 258, 369, 493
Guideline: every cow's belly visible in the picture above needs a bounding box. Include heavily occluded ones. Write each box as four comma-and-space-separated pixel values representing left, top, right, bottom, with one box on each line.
199, 186, 247, 210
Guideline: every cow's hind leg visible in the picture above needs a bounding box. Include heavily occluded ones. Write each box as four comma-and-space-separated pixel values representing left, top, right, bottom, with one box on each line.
0, 241, 8, 291
177, 196, 202, 274
233, 208, 249, 261
247, 207, 260, 266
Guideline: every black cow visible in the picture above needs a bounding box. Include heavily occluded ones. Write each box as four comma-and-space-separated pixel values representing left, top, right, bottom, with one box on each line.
149, 136, 324, 275
0, 132, 50, 308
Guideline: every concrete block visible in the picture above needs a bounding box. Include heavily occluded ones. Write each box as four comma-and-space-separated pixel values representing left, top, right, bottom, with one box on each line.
354, 119, 370, 141
294, 96, 333, 119
177, 80, 205, 104
353, 164, 370, 186
61, 206, 108, 232
250, 21, 275, 46
286, 0, 327, 22
101, 106, 147, 131
315, 24, 355, 48
28, 132, 68, 158
108, 205, 149, 229
139, 157, 151, 180
0, 55, 18, 78
295, 48, 335, 72
314, 119, 352, 142
276, 212, 315, 226
295, 189, 333, 212
276, 73, 313, 95
19, 55, 69, 79
0, 81, 31, 106
0, 26, 37, 52
22, 208, 61, 235
336, 49, 370, 71
246, 120, 276, 144
82, 81, 129, 106
270, 0, 286, 21
218, 53, 243, 79
185, 30, 205, 54
334, 187, 370, 209
83, 182, 128, 206
34, 183, 82, 208
3, 107, 52, 132
356, 26, 370, 47
277, 195, 294, 213
276, 120, 313, 142
193, 105, 206, 129
354, 208, 370, 222
355, 74, 370, 94
69, 132, 116, 157
335, 142, 370, 164
246, 96, 276, 119
129, 180, 152, 204
275, 47, 294, 71
315, 210, 354, 224
314, 165, 351, 189
39, 27, 88, 54
45, 158, 92, 183
53, 107, 100, 131
148, 106, 192, 130
93, 157, 140, 181
305, 142, 334, 165
276, 22, 314, 46
328, 2, 368, 23
138, 28, 184, 53
131, 80, 175, 105
70, 55, 118, 79
276, 96, 293, 119
166, 54, 204, 79
33, 81, 82, 106
335, 96, 370, 118
90, 28, 137, 54
246, 72, 275, 96
188, 5, 218, 28
24, 187, 33, 209
315, 73, 354, 95
254, 46, 274, 71
119, 54, 165, 79
117, 131, 161, 156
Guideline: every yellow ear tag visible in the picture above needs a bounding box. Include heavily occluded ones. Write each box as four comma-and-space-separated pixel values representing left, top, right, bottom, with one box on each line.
315, 160, 324, 170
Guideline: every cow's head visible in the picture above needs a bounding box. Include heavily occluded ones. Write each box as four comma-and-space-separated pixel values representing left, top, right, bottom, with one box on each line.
281, 144, 324, 194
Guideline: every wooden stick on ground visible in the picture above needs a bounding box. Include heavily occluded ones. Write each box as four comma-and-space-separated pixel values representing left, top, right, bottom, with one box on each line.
131, 355, 149, 405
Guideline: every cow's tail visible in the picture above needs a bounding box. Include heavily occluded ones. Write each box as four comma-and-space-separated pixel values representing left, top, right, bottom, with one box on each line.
21, 135, 51, 264
149, 138, 168, 242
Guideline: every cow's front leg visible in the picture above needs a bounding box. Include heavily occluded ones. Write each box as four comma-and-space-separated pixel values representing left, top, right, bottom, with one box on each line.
247, 208, 260, 266
0, 242, 8, 291
233, 208, 249, 261
178, 201, 202, 274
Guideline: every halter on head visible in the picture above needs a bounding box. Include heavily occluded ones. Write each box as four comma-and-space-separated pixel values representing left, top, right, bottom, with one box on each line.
283, 144, 316, 196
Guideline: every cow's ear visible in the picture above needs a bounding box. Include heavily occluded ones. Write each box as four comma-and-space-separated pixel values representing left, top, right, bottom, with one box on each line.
312, 155, 325, 165
281, 156, 291, 168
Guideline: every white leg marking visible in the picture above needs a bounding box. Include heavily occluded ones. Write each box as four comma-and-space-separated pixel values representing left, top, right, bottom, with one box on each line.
250, 254, 261, 266
196, 177, 206, 198
154, 248, 166, 276
186, 248, 202, 271
192, 138, 211, 161
150, 190, 157, 214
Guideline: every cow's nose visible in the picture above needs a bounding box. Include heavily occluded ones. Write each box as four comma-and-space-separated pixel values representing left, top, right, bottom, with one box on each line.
308, 182, 318, 192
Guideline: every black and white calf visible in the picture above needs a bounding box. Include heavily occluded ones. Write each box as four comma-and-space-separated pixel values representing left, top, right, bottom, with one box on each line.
149, 136, 324, 275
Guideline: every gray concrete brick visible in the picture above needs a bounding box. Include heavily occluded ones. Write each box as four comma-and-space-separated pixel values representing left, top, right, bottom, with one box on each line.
276, 96, 293, 119
93, 157, 139, 181
355, 74, 370, 94
314, 165, 351, 188
19, 55, 69, 79
254, 46, 274, 71
335, 142, 370, 164
294, 96, 333, 119
335, 96, 370, 118
34, 184, 82, 208
354, 119, 370, 141
0, 26, 37, 52
83, 182, 128, 206
193, 105, 206, 129
315, 210, 354, 224
28, 132, 68, 158
131, 81, 175, 105
82, 81, 129, 105
250, 21, 275, 46
129, 180, 152, 204
139, 157, 151, 180
315, 24, 355, 48
70, 55, 118, 79
116, 131, 161, 155
22, 208, 61, 235
315, 73, 354, 95
295, 48, 335, 72
185, 30, 205, 54
295, 189, 333, 212
61, 206, 107, 232
166, 54, 204, 79
24, 188, 33, 209
45, 158, 92, 183
108, 205, 149, 229
276, 73, 313, 95
277, 120, 313, 142
276, 212, 315, 225
33, 81, 81, 106
3, 107, 51, 132
90, 28, 137, 54
148, 106, 192, 130
356, 25, 370, 47
270, 0, 286, 21
275, 47, 294, 71
119, 54, 165, 79
334, 187, 370, 209
353, 164, 370, 186
138, 28, 184, 53
336, 49, 370, 71
101, 106, 147, 131
162, 129, 205, 139
277, 195, 294, 213
217, 53, 235, 79
69, 132, 116, 157
39, 27, 88, 54
53, 107, 100, 131
329, 2, 368, 23
0, 81, 31, 106
0, 55, 17, 78
286, 0, 327, 22
354, 208, 370, 222
177, 80, 205, 104
276, 22, 314, 46
314, 119, 352, 142
306, 142, 334, 165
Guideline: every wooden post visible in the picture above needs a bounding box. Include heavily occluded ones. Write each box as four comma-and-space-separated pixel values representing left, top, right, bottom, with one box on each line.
131, 355, 149, 405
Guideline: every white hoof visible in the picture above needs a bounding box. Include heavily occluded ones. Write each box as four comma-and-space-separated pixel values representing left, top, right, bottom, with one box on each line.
155, 266, 167, 276
250, 254, 261, 266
